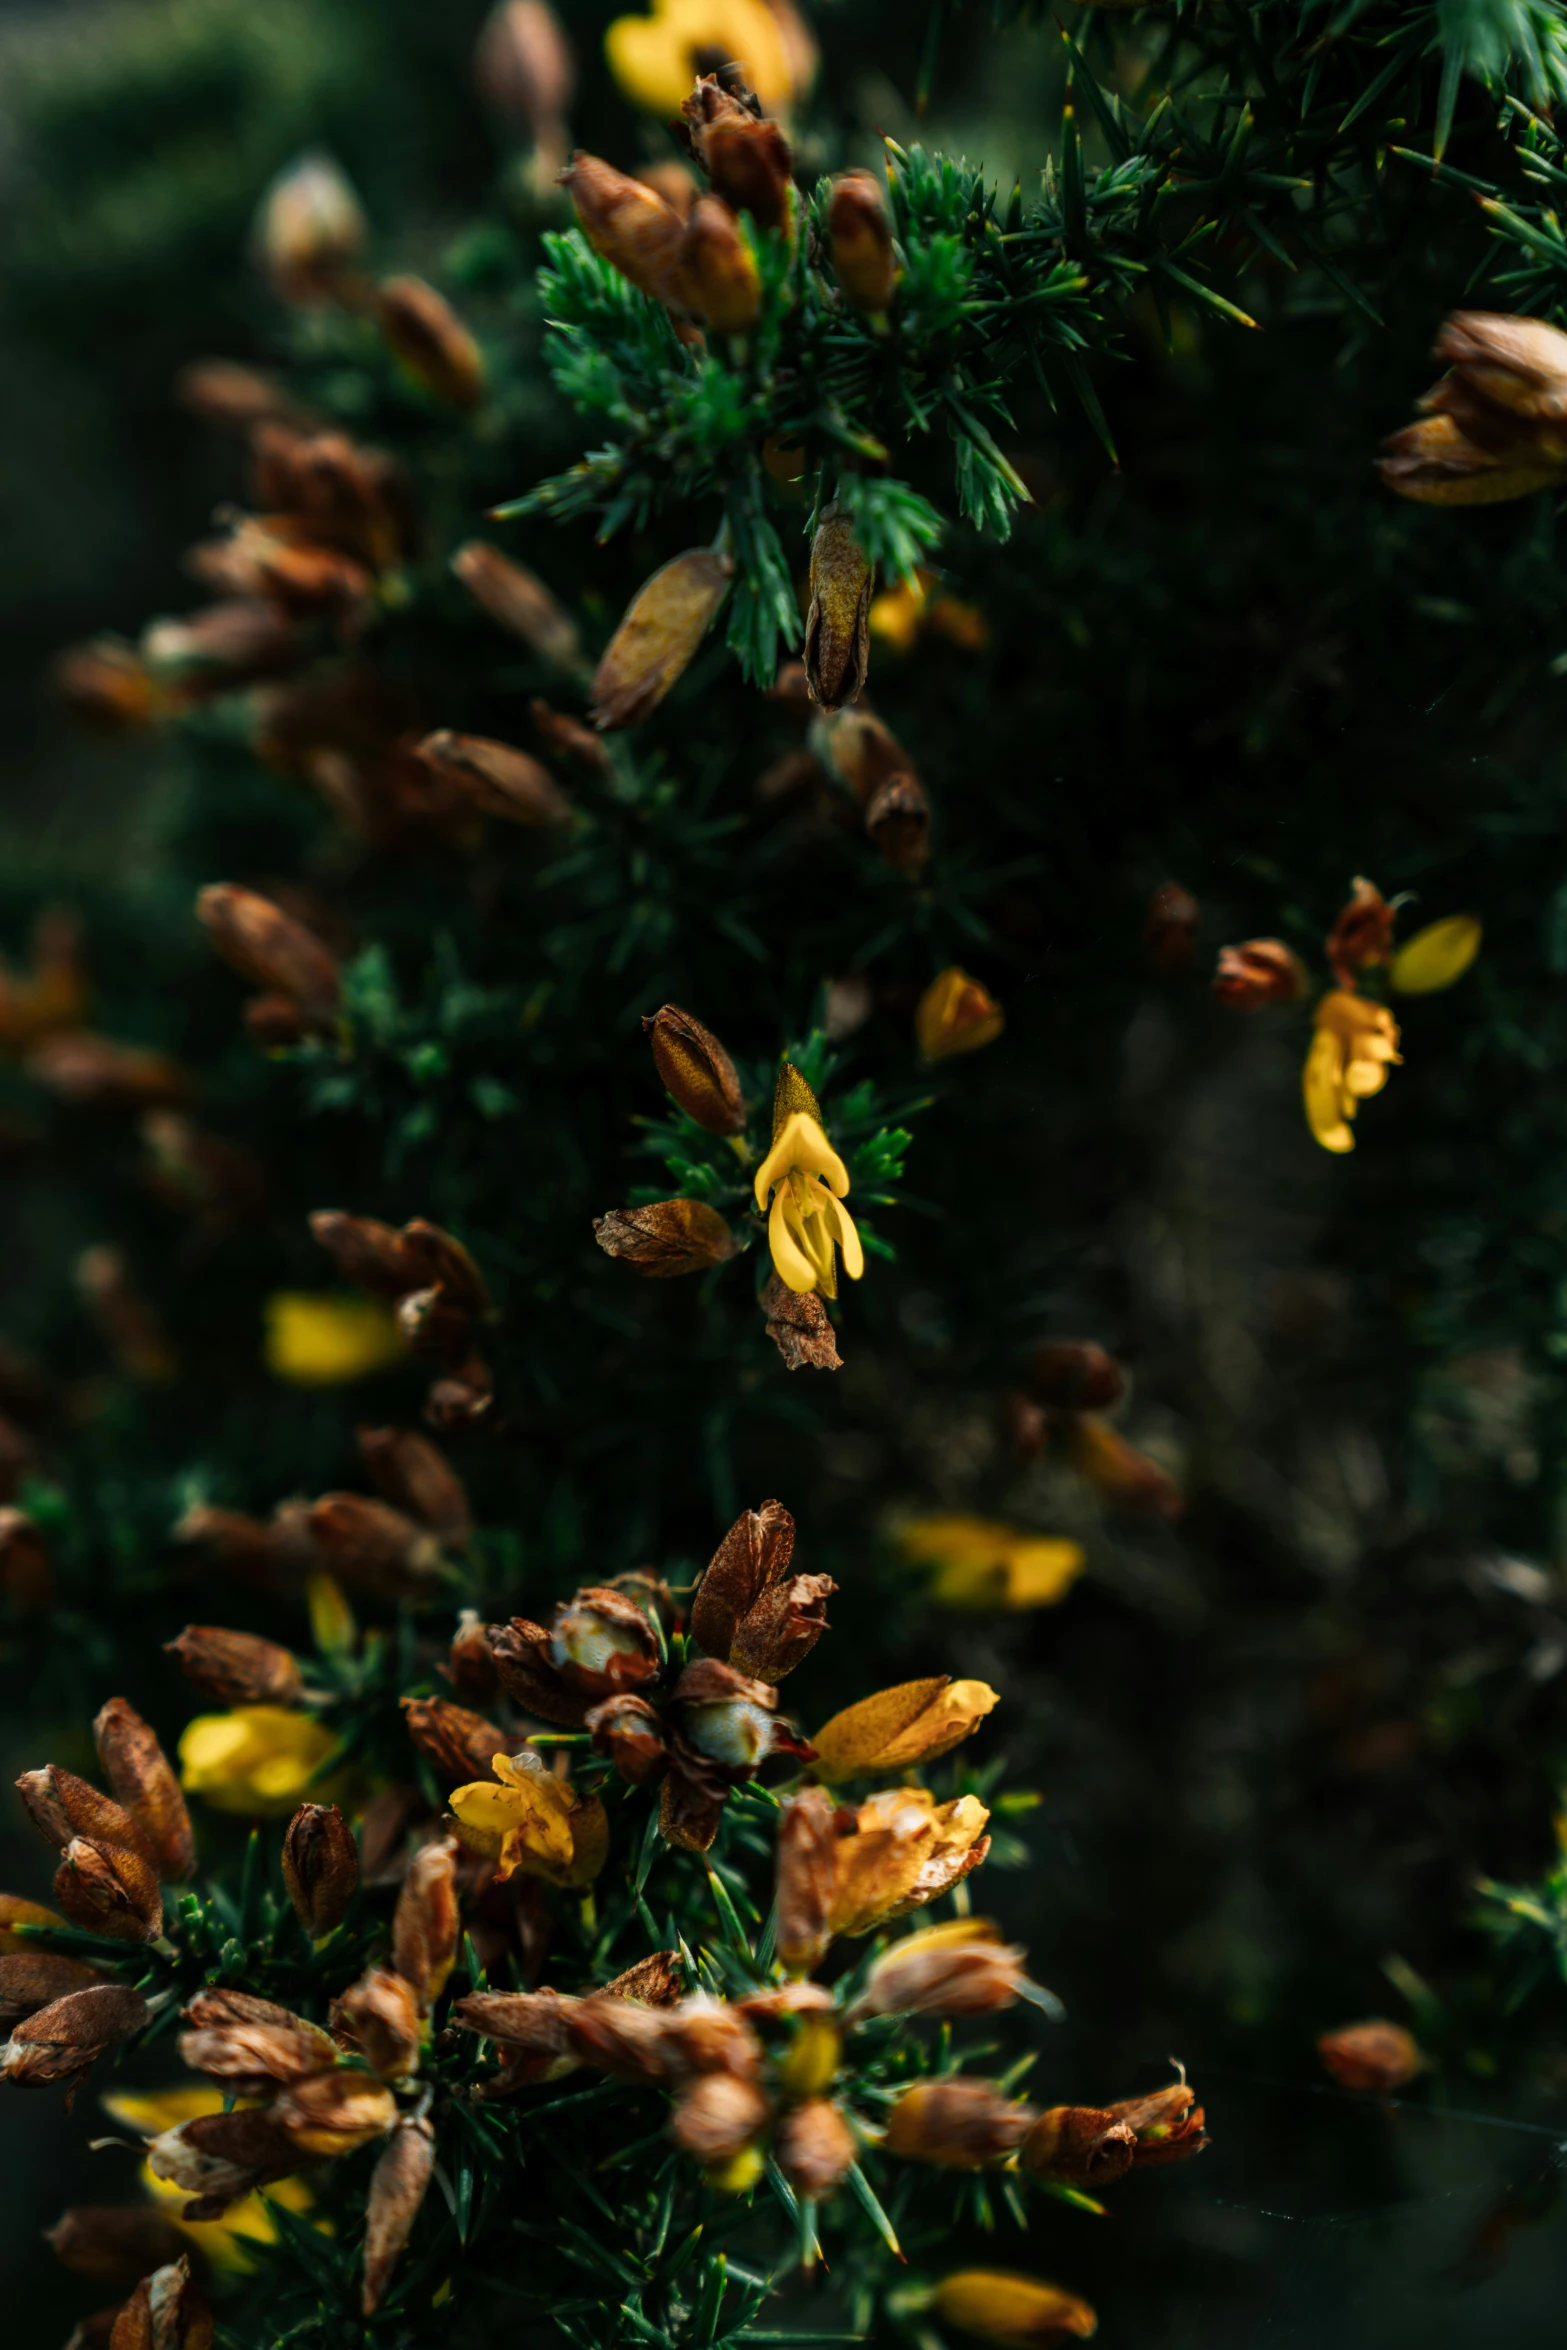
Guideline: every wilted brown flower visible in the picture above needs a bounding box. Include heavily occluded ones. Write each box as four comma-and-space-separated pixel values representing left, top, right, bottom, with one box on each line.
338, 1966, 423, 2079
93, 1700, 194, 1883
176, 357, 307, 431
1103, 2073, 1208, 2164
776, 2096, 857, 2198
1326, 876, 1395, 987
487, 1617, 589, 1725
179, 1988, 337, 2091
1020, 2105, 1136, 2187
54, 1838, 163, 1943
551, 1586, 663, 1700
776, 1783, 992, 1973
146, 2103, 299, 2218
401, 1695, 515, 1783
362, 2116, 435, 2316
273, 2067, 399, 2157
255, 153, 367, 307
560, 153, 691, 305
0, 1952, 103, 2023
915, 967, 1003, 1061
884, 2078, 1037, 2167
829, 171, 898, 314
804, 507, 873, 711
195, 885, 340, 1034
1213, 938, 1307, 1009
671, 2069, 772, 2162
308, 1210, 426, 1298
109, 2256, 213, 2350
1317, 2018, 1424, 2093
45, 2204, 189, 2286
377, 277, 485, 409
679, 80, 794, 232
593, 1200, 739, 1276
414, 730, 573, 827
304, 1494, 445, 1602
853, 1919, 1028, 2021
281, 1801, 359, 1937
644, 1003, 746, 1134
589, 549, 734, 729
451, 541, 583, 670
1379, 311, 1567, 504
166, 1627, 304, 1709
688, 1499, 836, 1683
760, 1271, 842, 1372
681, 197, 762, 333
0, 1981, 148, 2084
29, 1035, 188, 1113
392, 1836, 459, 2010
585, 1692, 669, 1784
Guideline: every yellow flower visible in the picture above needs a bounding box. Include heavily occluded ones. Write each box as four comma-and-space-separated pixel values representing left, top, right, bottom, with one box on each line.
811, 1675, 998, 1784
102, 2087, 316, 2274
449, 1750, 608, 1889
606, 0, 799, 118
931, 2271, 1098, 2344
1303, 990, 1401, 1154
1390, 914, 1482, 995
264, 1292, 405, 1385
753, 1062, 864, 1299
915, 968, 1005, 1063
899, 1515, 1085, 1611
869, 571, 989, 654
179, 1706, 341, 1815
829, 1786, 991, 1936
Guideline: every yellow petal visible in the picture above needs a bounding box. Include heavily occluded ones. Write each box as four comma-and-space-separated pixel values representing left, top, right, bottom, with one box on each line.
606, 0, 793, 118
754, 1109, 851, 1208
768, 1184, 824, 1293
821, 1187, 864, 1281
179, 1707, 339, 1815
1390, 914, 1482, 995
264, 1292, 405, 1386
1303, 1026, 1354, 1153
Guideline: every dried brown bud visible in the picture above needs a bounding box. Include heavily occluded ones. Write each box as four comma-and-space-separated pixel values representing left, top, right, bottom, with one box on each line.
487, 1618, 588, 1726
377, 277, 485, 409
855, 1923, 1028, 2021
589, 549, 734, 730
16, 1766, 151, 1862
256, 153, 366, 306
584, 1692, 668, 1784
455, 1984, 579, 2055
357, 1426, 472, 1543
690, 1498, 796, 1661
1325, 876, 1395, 987
561, 153, 690, 304
109, 2258, 213, 2350
0, 1508, 51, 1608
0, 1982, 148, 2083
728, 1573, 835, 1683
172, 1504, 308, 1591
644, 1003, 746, 1135
530, 697, 611, 770
392, 1836, 459, 2011
671, 2070, 772, 2162
414, 730, 573, 827
195, 886, 340, 1031
146, 2104, 298, 2216
775, 1786, 838, 1975
565, 1991, 679, 2081
683, 87, 794, 232
1145, 880, 1200, 975
593, 1200, 738, 1277
1103, 2075, 1209, 2164
281, 1802, 358, 1936
93, 1700, 194, 1883
45, 2205, 189, 2286
681, 197, 762, 333
1213, 937, 1307, 1009
0, 1952, 103, 2023
829, 171, 898, 313
1067, 1418, 1182, 1520
309, 1209, 425, 1298
1317, 2019, 1424, 2093
865, 772, 930, 872
304, 1494, 445, 1602
400, 1695, 514, 1784
804, 507, 873, 713
1379, 312, 1567, 504
166, 1627, 304, 1708
179, 1989, 337, 2091
1026, 1341, 1126, 1413
273, 2067, 399, 2157
53, 640, 161, 733
337, 1966, 423, 2079
475, 1, 574, 137
29, 1035, 188, 1112
884, 2079, 1037, 2168
761, 1270, 842, 1372
176, 358, 306, 432
550, 1585, 661, 1700
776, 2097, 857, 2198
397, 1220, 490, 1312
53, 1838, 163, 1942
362, 2116, 435, 2316
451, 542, 582, 670
1019, 2105, 1136, 2187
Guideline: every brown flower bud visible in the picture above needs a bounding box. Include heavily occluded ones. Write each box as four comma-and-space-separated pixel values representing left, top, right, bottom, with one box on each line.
362, 2115, 435, 2316
281, 1802, 358, 1936
29, 1035, 188, 1112
146, 2104, 299, 2217
176, 358, 306, 431
451, 541, 582, 670
638, 163, 700, 219
166, 1627, 304, 1708
1019, 2105, 1136, 2187
689, 1499, 794, 1660
16, 1766, 150, 1863
829, 171, 898, 313
1213, 938, 1307, 1009
93, 1700, 193, 1883
256, 153, 366, 307
593, 1200, 738, 1276
309, 1209, 426, 1298
109, 2257, 213, 2350
811, 711, 907, 806
1067, 1418, 1182, 1519
776, 2097, 857, 2199
728, 1572, 836, 1683
338, 1966, 423, 2079
584, 1692, 668, 1784
685, 93, 794, 233
644, 1003, 746, 1135
884, 2079, 1037, 2168
455, 1984, 579, 2056
530, 697, 612, 770
0, 1952, 103, 2022
0, 1508, 50, 1608
395, 1220, 489, 1313
392, 1836, 459, 2011
53, 640, 161, 733
475, 1, 574, 137
1103, 2075, 1208, 2164
658, 1756, 728, 1854
273, 2067, 399, 2157
400, 1695, 514, 1784
304, 1494, 445, 1602
45, 2205, 189, 2286
776, 1786, 838, 1976
565, 1990, 681, 2081
804, 507, 873, 712
0, 1982, 148, 2083
377, 277, 485, 409
589, 549, 734, 730
671, 2070, 773, 2162
854, 1922, 1028, 2021
550, 1585, 661, 1700
1026, 1341, 1125, 1412
865, 772, 930, 872
560, 153, 690, 305
1145, 880, 1200, 976
414, 730, 573, 827
915, 967, 1004, 1061
54, 1837, 163, 1942
681, 197, 762, 333
761, 1270, 842, 1372
358, 1426, 472, 1543
172, 1505, 309, 1592
1317, 2018, 1424, 2094
1325, 876, 1395, 987
179, 1988, 337, 2091
487, 1617, 589, 1726
195, 886, 340, 1031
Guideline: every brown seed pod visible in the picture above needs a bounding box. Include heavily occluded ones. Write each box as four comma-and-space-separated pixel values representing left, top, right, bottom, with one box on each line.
643, 1004, 746, 1135
358, 1426, 472, 1543
414, 730, 573, 827
1019, 2104, 1136, 2187
864, 772, 930, 872
828, 171, 898, 313
392, 1837, 459, 2012
883, 2078, 1037, 2168
16, 1765, 151, 1863
0, 1951, 104, 2023
53, 1838, 163, 1943
1317, 2019, 1424, 2094
281, 1802, 359, 1937
589, 550, 734, 730
178, 1988, 337, 2092
108, 2256, 213, 2350
166, 1627, 304, 1709
803, 507, 873, 712
680, 197, 762, 334
362, 2115, 435, 2316
400, 1695, 515, 1784
560, 152, 690, 306
93, 1700, 194, 1883
194, 885, 340, 1030
0, 1982, 148, 2083
377, 276, 485, 409
451, 541, 582, 670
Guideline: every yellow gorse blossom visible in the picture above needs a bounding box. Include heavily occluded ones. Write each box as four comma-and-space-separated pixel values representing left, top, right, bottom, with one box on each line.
449, 1749, 609, 1889
898, 1515, 1086, 1611
753, 1062, 864, 1299
1390, 913, 1482, 995
264, 1291, 406, 1385
102, 2086, 317, 2274
606, 0, 800, 117
179, 1705, 341, 1815
811, 1675, 998, 1784
1303, 990, 1401, 1155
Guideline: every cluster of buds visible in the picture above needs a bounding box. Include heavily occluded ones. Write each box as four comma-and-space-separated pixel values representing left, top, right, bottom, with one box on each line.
309, 1209, 495, 1426
1379, 312, 1567, 506
459, 1498, 830, 1856
1002, 1341, 1183, 1521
